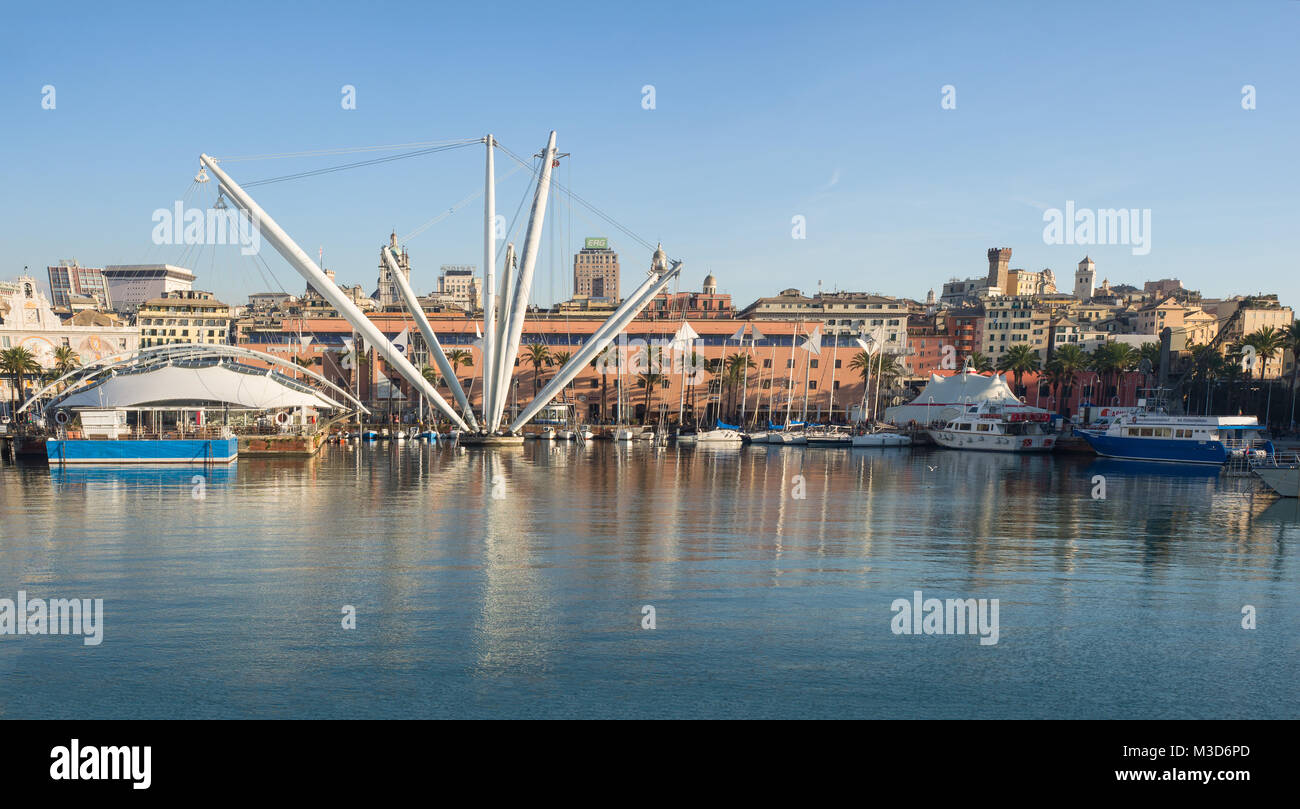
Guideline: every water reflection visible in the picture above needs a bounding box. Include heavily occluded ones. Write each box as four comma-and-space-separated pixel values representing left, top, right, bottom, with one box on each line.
0, 442, 1296, 718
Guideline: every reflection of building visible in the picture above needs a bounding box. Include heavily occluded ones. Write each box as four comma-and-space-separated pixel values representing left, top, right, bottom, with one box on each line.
48, 260, 111, 309
1, 275, 139, 403
137, 290, 233, 348
102, 264, 195, 314
573, 237, 620, 301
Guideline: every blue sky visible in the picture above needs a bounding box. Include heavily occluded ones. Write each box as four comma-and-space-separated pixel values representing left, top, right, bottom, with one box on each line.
2, 0, 1297, 310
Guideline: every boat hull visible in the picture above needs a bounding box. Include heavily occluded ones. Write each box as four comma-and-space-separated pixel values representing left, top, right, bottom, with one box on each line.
851, 433, 912, 447
1077, 431, 1228, 464
46, 438, 238, 464
1254, 465, 1299, 496
928, 430, 1055, 452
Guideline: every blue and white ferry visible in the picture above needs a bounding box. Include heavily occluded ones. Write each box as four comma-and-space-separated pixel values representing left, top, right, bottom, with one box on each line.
1077, 412, 1271, 465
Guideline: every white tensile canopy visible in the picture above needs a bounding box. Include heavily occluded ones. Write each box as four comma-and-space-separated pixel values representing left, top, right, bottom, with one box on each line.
58, 363, 346, 411
885, 370, 1037, 425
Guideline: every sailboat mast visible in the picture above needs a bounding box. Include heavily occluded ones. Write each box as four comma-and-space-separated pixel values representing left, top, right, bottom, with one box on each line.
482, 134, 496, 431
784, 321, 798, 427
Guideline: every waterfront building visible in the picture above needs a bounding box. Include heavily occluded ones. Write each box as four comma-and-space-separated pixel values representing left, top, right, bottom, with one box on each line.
231, 308, 875, 424
47, 260, 111, 309
1204, 295, 1296, 379
102, 264, 196, 314
573, 237, 620, 302
137, 290, 233, 348
643, 272, 734, 320
737, 288, 910, 355
0, 275, 139, 405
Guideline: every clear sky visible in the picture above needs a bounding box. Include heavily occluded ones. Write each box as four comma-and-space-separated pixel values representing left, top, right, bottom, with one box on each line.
2, 0, 1297, 311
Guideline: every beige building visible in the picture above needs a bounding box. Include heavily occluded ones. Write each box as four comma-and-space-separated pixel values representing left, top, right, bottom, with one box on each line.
137, 290, 233, 348
1, 275, 139, 405
573, 237, 620, 301
738, 289, 910, 355
982, 295, 1051, 360
436, 265, 481, 311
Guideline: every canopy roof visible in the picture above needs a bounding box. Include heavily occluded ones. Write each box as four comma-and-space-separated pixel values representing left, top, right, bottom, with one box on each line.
885, 370, 1037, 425
58, 360, 346, 410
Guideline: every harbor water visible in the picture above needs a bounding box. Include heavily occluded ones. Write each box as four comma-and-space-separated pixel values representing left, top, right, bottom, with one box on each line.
1, 442, 1296, 719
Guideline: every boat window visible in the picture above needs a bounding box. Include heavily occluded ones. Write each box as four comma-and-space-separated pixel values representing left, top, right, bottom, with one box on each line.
977, 423, 990, 432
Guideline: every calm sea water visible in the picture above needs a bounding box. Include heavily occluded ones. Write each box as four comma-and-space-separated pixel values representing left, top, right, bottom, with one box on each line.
1, 441, 1297, 719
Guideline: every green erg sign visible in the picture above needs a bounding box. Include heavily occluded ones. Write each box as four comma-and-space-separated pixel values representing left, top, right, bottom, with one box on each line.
585, 237, 608, 249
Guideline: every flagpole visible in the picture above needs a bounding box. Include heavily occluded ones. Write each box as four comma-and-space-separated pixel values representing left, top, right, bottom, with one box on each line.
800, 329, 812, 423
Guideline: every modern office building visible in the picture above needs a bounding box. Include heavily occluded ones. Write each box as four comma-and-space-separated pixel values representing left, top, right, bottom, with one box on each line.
573, 237, 620, 302
102, 264, 196, 314
47, 260, 111, 309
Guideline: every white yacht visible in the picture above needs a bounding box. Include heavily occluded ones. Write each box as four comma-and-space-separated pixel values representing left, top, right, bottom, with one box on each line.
929, 400, 1056, 452
851, 429, 912, 448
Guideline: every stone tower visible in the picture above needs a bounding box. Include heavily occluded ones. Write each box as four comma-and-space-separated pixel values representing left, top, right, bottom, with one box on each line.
987, 247, 1012, 294
1074, 256, 1095, 301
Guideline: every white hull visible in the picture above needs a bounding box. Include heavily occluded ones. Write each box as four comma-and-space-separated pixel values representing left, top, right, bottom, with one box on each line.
746, 432, 769, 444
929, 430, 1055, 452
695, 428, 744, 444
615, 428, 635, 441
851, 433, 912, 447
1255, 465, 1299, 497
677, 433, 697, 445
557, 430, 575, 440
775, 432, 807, 445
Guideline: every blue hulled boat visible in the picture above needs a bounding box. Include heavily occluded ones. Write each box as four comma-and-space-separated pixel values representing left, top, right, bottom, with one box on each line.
1077, 413, 1270, 465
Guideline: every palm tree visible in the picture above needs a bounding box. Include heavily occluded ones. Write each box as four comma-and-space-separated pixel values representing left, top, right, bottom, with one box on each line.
421, 365, 441, 388
1, 346, 42, 416
48, 345, 81, 393
523, 343, 552, 397
1244, 326, 1284, 381
1090, 341, 1137, 404
1051, 343, 1089, 408
682, 349, 703, 425
590, 347, 617, 423
996, 343, 1041, 394
446, 348, 472, 385
966, 351, 994, 373
723, 352, 756, 420
551, 351, 572, 403
1283, 319, 1300, 429
637, 370, 663, 422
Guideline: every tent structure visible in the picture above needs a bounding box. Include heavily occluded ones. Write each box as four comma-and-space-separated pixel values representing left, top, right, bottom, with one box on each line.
884, 370, 1043, 426
55, 362, 346, 411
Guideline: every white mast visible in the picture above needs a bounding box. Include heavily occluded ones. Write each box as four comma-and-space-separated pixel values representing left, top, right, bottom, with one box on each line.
783, 321, 799, 428
382, 247, 477, 429
511, 263, 681, 431
489, 244, 516, 430
481, 134, 496, 431
492, 131, 557, 431
198, 154, 469, 431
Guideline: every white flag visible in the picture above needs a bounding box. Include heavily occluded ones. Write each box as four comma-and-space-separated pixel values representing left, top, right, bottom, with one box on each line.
392, 328, 410, 355
300, 335, 314, 349
671, 322, 700, 349
729, 326, 746, 342
801, 325, 822, 356
750, 325, 765, 342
